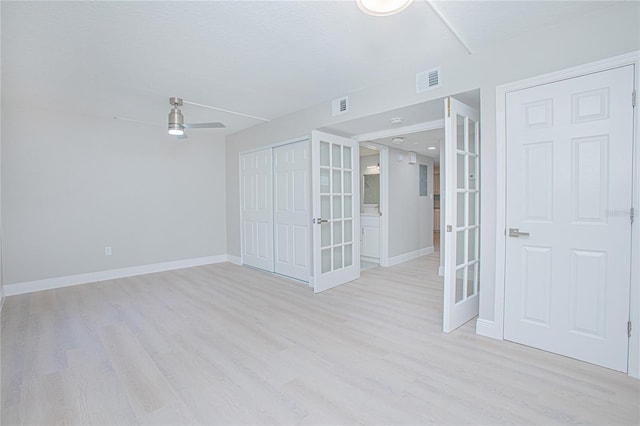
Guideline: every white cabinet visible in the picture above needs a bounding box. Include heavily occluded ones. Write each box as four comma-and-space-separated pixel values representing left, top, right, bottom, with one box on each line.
360, 215, 380, 260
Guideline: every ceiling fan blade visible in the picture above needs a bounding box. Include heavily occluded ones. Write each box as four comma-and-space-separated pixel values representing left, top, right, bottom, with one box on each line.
183, 122, 226, 129
113, 116, 162, 127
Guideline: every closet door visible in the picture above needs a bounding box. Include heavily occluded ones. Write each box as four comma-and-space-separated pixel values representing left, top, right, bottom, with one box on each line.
240, 149, 273, 271
273, 140, 311, 281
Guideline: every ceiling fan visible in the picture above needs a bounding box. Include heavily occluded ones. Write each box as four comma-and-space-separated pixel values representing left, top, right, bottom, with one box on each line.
167, 97, 225, 138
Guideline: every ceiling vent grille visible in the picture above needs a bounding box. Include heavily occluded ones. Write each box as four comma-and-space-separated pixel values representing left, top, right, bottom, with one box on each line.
332, 96, 349, 116
416, 67, 441, 93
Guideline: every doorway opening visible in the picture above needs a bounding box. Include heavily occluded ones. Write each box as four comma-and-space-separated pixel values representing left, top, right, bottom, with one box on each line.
319, 89, 480, 332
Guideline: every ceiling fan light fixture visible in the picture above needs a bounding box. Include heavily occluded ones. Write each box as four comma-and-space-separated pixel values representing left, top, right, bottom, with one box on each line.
168, 97, 185, 136
357, 0, 413, 16
168, 123, 184, 136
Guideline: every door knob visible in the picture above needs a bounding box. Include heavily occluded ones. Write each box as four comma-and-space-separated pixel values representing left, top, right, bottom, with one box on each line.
313, 218, 328, 224
509, 228, 530, 238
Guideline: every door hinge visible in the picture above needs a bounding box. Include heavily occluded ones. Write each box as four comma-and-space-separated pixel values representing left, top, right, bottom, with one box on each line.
447, 97, 451, 118
628, 321, 632, 338
632, 207, 635, 224
633, 90, 636, 107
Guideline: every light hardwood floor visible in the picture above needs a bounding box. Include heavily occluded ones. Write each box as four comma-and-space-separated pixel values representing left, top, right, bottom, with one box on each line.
2, 254, 639, 425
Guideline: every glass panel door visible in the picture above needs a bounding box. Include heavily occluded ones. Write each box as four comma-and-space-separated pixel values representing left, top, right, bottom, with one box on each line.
443, 97, 481, 332
311, 131, 360, 293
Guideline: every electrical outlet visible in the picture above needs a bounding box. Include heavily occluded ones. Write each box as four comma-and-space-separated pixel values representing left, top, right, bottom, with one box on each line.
104, 246, 112, 256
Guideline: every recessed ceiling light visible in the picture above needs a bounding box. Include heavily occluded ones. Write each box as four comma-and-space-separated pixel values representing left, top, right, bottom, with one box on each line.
428, 146, 437, 150
390, 117, 404, 125
391, 137, 405, 145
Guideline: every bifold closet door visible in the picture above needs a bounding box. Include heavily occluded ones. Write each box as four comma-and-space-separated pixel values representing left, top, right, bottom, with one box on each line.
240, 149, 274, 271
273, 141, 311, 281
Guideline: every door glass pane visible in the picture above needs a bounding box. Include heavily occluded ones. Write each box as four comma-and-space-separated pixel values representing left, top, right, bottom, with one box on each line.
468, 262, 478, 297
468, 227, 477, 262
332, 144, 341, 168
456, 230, 465, 267
332, 196, 342, 219
456, 114, 465, 151
333, 246, 343, 269
321, 195, 330, 220
344, 196, 352, 219
332, 170, 342, 193
321, 249, 331, 274
469, 155, 477, 189
333, 221, 342, 245
344, 171, 352, 193
344, 220, 352, 243
320, 169, 330, 193
468, 119, 477, 154
457, 192, 466, 227
320, 142, 330, 167
468, 192, 477, 226
343, 146, 352, 170
321, 222, 331, 247
344, 244, 353, 267
457, 154, 466, 189
455, 267, 465, 303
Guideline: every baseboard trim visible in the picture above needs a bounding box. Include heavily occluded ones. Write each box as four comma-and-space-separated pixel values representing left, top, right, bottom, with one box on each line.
476, 318, 503, 340
383, 246, 434, 267
226, 255, 242, 265
4, 255, 229, 296
0, 286, 5, 312
361, 255, 380, 263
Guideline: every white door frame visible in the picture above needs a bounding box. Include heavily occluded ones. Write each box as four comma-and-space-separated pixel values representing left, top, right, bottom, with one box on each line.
354, 120, 444, 267
488, 51, 640, 378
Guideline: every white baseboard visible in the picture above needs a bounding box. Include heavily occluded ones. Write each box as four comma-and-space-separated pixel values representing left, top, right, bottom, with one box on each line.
382, 246, 434, 267
0, 285, 5, 312
360, 255, 380, 263
226, 255, 242, 265
475, 318, 503, 340
4, 255, 229, 296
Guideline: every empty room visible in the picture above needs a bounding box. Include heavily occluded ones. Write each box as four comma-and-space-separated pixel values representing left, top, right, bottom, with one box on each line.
1, 1, 639, 425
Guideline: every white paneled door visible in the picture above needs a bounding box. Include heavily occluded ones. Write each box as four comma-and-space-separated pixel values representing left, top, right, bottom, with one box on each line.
443, 97, 481, 333
240, 149, 273, 271
504, 66, 634, 372
311, 131, 360, 293
273, 142, 311, 281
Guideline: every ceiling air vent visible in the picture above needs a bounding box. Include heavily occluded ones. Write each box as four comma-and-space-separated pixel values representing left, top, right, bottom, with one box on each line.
332, 96, 349, 116
416, 67, 441, 93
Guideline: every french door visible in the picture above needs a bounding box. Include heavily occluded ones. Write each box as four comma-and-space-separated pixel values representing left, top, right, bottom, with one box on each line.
311, 131, 360, 293
442, 97, 481, 333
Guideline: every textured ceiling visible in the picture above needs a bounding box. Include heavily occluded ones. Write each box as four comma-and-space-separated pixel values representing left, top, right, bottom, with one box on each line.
1, 1, 617, 136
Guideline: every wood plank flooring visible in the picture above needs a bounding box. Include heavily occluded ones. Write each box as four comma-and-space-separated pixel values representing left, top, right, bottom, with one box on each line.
2, 254, 639, 425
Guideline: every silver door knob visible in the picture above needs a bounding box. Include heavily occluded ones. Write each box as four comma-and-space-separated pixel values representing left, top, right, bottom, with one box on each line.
509, 228, 530, 238
313, 218, 328, 224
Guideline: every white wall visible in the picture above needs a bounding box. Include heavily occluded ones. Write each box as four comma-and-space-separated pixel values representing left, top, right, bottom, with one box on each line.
1, 104, 227, 287
1, 2, 4, 307
225, 2, 639, 323
387, 149, 433, 257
